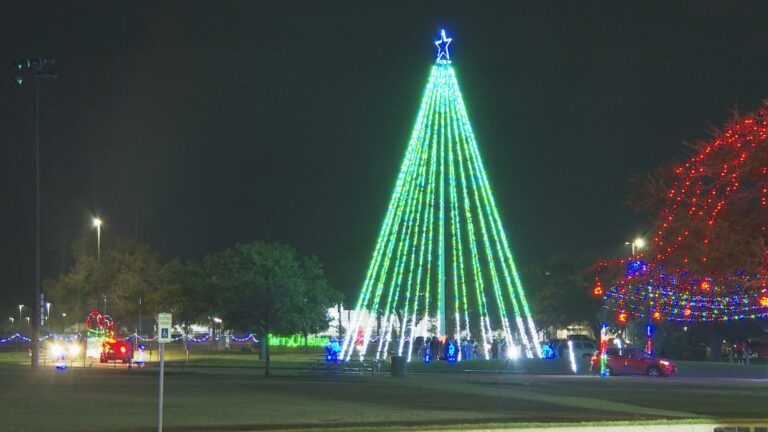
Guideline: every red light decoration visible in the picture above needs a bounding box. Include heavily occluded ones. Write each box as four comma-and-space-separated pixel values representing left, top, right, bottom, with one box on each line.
594, 106, 768, 322
592, 278, 603, 296
617, 311, 628, 323
759, 295, 768, 307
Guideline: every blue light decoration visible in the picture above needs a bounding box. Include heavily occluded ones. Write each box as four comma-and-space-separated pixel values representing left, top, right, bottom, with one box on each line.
540, 343, 555, 359
625, 260, 648, 278
445, 340, 458, 363
423, 344, 432, 364
134, 344, 147, 367
434, 29, 452, 63
325, 340, 342, 363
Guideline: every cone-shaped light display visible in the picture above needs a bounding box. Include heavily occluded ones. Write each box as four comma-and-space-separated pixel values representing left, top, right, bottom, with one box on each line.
341, 31, 540, 362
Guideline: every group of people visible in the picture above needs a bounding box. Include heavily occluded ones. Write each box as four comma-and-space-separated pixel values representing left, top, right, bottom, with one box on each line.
412, 337, 514, 362
410, 337, 470, 361
731, 340, 751, 365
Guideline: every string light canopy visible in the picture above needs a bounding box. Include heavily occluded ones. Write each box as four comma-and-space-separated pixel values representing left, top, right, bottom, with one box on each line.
595, 107, 768, 322
340, 30, 540, 362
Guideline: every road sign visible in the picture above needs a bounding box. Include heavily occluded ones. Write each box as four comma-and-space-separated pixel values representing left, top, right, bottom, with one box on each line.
156, 312, 172, 432
157, 313, 172, 344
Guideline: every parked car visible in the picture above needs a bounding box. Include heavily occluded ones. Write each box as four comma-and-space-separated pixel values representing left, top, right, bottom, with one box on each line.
590, 348, 676, 377
557, 339, 598, 359
100, 337, 133, 363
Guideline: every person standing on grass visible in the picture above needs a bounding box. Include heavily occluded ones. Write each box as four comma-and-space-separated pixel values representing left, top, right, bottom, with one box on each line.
744, 340, 751, 366
734, 340, 745, 365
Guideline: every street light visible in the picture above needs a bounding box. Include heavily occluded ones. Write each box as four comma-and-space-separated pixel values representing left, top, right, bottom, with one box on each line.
93, 218, 103, 262
625, 237, 645, 256
15, 57, 57, 369
18, 305, 24, 324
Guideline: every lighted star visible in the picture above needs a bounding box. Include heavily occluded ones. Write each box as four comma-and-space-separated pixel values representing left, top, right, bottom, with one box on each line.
435, 29, 452, 63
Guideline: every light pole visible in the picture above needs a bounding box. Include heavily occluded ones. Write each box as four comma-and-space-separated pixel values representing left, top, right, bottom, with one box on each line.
14, 57, 57, 369
45, 302, 51, 330
18, 305, 24, 325
626, 237, 653, 353
625, 237, 645, 256
93, 218, 103, 262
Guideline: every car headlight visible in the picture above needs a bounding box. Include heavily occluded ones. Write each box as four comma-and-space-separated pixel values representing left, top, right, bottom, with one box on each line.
50, 344, 64, 358
68, 344, 80, 357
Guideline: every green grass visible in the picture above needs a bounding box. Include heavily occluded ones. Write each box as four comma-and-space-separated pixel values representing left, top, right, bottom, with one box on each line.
1, 350, 768, 432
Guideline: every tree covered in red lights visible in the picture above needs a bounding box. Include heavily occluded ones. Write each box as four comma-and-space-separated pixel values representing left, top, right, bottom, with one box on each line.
596, 105, 768, 322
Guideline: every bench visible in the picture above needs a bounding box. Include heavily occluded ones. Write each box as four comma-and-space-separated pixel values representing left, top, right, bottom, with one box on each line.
309, 359, 379, 376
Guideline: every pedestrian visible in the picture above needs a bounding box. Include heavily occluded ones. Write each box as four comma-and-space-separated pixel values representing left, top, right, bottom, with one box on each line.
734, 340, 745, 365
745, 340, 751, 366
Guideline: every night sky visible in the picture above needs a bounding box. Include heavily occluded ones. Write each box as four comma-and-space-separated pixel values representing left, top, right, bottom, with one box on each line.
3, 2, 768, 312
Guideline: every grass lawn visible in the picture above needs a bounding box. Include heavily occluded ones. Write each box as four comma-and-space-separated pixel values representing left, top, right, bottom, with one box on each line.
1, 349, 768, 432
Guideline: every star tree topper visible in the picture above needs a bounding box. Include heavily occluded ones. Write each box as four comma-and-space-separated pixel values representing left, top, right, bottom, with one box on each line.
435, 29, 452, 64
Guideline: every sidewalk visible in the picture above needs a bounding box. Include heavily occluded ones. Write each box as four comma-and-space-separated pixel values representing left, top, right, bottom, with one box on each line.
462, 424, 766, 432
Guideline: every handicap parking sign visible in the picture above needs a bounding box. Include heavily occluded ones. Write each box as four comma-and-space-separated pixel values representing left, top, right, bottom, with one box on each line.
157, 313, 172, 343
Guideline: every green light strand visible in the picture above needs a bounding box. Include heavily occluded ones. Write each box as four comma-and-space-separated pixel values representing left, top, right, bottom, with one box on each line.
370, 81, 440, 360
343, 69, 438, 360
453, 75, 540, 357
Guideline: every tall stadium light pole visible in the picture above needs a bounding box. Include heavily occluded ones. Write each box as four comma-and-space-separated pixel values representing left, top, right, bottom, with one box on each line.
14, 57, 57, 369
93, 218, 103, 262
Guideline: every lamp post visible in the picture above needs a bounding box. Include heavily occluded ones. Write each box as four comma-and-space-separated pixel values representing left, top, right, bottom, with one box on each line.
626, 237, 653, 353
625, 237, 645, 256
14, 57, 57, 369
93, 218, 102, 262
18, 305, 24, 325
45, 302, 51, 330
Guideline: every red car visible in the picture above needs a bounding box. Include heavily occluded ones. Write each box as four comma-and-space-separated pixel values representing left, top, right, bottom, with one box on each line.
100, 338, 133, 364
590, 348, 676, 377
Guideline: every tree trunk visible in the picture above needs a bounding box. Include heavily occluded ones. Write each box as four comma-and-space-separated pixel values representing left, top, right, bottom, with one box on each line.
184, 323, 190, 365
304, 331, 309, 354
708, 327, 722, 362
264, 334, 271, 377
259, 333, 267, 360
337, 303, 343, 340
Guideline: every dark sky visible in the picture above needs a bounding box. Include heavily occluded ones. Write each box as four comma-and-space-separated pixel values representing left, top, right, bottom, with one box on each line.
3, 2, 768, 313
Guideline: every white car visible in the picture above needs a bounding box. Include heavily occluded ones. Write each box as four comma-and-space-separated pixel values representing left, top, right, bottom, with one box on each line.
557, 340, 598, 359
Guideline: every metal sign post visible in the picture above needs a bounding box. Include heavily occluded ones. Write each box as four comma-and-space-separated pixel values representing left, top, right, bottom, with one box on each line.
157, 313, 172, 432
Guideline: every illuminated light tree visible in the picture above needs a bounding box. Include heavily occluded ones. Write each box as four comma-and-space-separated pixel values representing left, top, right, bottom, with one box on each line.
595, 106, 768, 323
340, 30, 540, 362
